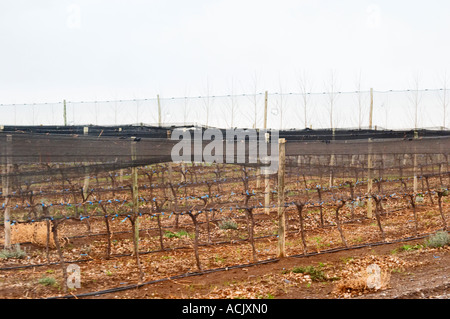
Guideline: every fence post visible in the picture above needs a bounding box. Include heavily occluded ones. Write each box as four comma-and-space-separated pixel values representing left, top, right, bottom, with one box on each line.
264, 92, 270, 214
130, 137, 144, 281
413, 131, 418, 193
3, 135, 12, 249
264, 132, 271, 215
82, 127, 90, 200
131, 137, 139, 243
257, 92, 269, 189
277, 138, 286, 258
168, 162, 174, 210
367, 138, 373, 218
329, 128, 336, 187
63, 100, 67, 126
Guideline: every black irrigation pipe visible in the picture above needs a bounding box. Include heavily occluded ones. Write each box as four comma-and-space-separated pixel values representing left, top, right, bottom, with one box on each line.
46, 258, 280, 299
46, 229, 448, 300
288, 230, 448, 259
286, 162, 450, 172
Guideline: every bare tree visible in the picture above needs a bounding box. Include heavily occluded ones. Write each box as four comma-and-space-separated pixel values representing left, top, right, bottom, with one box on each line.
439, 70, 449, 129
278, 77, 286, 130
381, 101, 389, 129
114, 100, 118, 125
225, 77, 237, 128
241, 71, 262, 129
203, 77, 212, 127
298, 69, 313, 129
251, 71, 260, 129
94, 100, 98, 125
325, 69, 339, 129
183, 87, 191, 126
135, 98, 140, 124
355, 70, 367, 129
408, 72, 423, 130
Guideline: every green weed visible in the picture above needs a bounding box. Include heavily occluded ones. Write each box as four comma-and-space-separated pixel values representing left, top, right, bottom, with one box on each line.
38, 276, 57, 287
218, 219, 238, 230
399, 244, 423, 252
164, 230, 193, 239
0, 244, 26, 260
291, 265, 327, 282
425, 231, 450, 248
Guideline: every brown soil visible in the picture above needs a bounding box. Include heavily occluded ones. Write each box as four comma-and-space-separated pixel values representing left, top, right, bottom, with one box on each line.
1, 234, 448, 299
0, 169, 448, 300
80, 239, 450, 300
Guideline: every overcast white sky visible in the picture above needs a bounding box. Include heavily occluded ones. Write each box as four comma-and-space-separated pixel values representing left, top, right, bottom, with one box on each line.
1, 0, 449, 106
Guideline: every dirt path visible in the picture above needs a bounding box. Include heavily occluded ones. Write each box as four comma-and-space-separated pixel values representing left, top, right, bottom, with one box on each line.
79, 238, 449, 299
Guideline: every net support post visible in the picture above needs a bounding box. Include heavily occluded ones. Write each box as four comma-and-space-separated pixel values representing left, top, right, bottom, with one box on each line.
63, 100, 67, 126
263, 93, 270, 214
277, 138, 286, 258
131, 137, 140, 250
264, 132, 270, 215
3, 134, 12, 249
413, 131, 418, 194
367, 138, 373, 218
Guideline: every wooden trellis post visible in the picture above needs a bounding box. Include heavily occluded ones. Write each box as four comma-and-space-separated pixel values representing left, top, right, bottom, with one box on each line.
131, 137, 144, 281
413, 131, 418, 194
367, 89, 374, 218
263, 92, 270, 214
367, 138, 373, 218
3, 135, 12, 249
329, 128, 336, 187
82, 127, 91, 233
257, 91, 269, 189
264, 132, 271, 215
83, 127, 90, 198
63, 100, 67, 126
131, 138, 139, 246
277, 138, 286, 258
